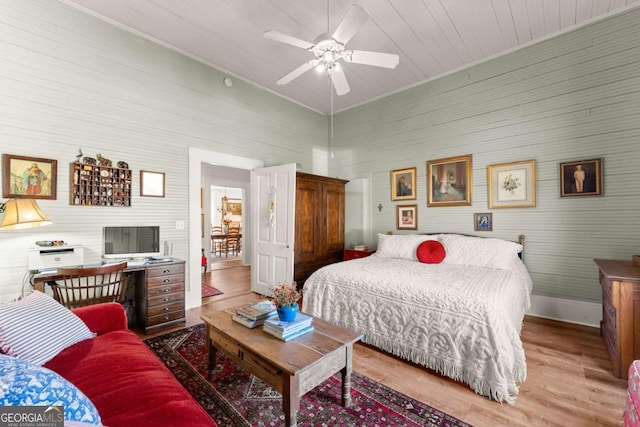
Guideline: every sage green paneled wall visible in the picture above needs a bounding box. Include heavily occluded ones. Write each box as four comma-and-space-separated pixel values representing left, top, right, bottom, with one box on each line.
0, 0, 326, 299
331, 7, 640, 304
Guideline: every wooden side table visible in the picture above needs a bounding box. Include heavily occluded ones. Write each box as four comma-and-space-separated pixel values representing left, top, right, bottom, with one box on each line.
343, 248, 375, 261
594, 259, 640, 379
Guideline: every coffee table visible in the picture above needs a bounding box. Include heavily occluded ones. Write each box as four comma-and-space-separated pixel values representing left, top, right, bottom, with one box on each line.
201, 302, 362, 427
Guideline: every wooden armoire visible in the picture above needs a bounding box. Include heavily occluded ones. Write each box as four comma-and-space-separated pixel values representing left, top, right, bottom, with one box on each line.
294, 172, 348, 286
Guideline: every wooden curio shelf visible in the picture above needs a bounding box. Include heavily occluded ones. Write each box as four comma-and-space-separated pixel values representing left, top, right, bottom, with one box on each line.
70, 162, 132, 207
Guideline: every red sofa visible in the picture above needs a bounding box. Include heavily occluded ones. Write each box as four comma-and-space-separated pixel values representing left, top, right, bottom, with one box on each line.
43, 303, 216, 427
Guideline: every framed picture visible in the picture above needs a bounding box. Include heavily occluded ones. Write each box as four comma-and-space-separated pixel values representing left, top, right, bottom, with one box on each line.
227, 199, 242, 215
474, 213, 493, 232
390, 167, 417, 201
140, 170, 165, 197
427, 155, 472, 207
488, 160, 536, 208
559, 158, 603, 197
396, 205, 418, 230
2, 154, 57, 200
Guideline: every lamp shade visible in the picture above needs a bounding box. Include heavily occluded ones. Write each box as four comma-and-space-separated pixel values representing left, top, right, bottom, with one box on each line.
0, 199, 52, 230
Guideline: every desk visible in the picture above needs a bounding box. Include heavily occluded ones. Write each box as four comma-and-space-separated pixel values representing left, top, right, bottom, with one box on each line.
33, 259, 185, 334
211, 233, 242, 257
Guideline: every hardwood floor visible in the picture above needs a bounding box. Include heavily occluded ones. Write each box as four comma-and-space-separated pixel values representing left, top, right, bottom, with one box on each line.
149, 265, 628, 427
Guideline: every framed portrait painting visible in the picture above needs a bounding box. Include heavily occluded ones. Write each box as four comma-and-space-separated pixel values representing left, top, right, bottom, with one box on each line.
559, 158, 603, 197
390, 167, 416, 201
474, 213, 493, 232
427, 155, 472, 207
488, 160, 536, 208
396, 205, 418, 230
2, 154, 57, 200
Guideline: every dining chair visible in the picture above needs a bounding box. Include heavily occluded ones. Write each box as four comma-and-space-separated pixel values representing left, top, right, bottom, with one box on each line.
211, 225, 225, 257
49, 261, 129, 309
225, 225, 241, 257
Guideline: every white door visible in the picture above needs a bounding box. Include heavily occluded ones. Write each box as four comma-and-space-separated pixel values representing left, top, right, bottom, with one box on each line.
250, 164, 296, 296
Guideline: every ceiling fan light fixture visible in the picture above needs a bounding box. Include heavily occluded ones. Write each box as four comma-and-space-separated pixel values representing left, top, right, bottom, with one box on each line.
264, 3, 399, 97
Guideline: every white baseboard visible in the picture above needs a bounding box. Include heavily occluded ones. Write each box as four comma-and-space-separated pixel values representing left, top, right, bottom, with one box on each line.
528, 295, 601, 328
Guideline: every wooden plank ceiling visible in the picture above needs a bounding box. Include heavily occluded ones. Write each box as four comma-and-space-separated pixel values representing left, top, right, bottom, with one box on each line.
61, 0, 639, 113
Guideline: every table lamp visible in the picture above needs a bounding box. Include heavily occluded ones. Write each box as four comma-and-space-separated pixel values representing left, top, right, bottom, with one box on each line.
0, 199, 52, 230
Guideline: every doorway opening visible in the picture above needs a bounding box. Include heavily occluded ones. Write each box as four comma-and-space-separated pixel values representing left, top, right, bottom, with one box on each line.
187, 148, 263, 311
210, 185, 243, 264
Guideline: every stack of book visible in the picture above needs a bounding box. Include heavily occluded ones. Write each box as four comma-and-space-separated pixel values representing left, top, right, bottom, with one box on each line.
262, 312, 314, 341
232, 300, 277, 328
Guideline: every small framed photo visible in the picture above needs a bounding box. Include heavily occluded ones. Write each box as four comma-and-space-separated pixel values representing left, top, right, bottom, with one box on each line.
488, 160, 536, 208
2, 154, 57, 200
396, 204, 418, 230
390, 167, 417, 201
559, 158, 603, 197
427, 155, 472, 207
140, 170, 165, 197
474, 213, 493, 232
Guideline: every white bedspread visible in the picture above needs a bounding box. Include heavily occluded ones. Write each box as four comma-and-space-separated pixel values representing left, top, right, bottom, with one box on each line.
302, 254, 533, 403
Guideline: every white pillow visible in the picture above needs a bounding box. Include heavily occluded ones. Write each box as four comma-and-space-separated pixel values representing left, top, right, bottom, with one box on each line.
440, 234, 523, 270
376, 233, 440, 260
0, 291, 95, 365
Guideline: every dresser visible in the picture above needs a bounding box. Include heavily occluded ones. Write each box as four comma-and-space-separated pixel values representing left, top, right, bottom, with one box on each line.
294, 172, 348, 286
594, 259, 640, 379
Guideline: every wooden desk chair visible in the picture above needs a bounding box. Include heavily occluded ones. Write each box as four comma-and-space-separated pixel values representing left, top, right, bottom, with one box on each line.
211, 226, 225, 257
225, 225, 241, 257
49, 261, 129, 309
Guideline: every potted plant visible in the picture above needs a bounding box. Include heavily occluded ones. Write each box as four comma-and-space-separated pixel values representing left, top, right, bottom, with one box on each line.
272, 282, 302, 322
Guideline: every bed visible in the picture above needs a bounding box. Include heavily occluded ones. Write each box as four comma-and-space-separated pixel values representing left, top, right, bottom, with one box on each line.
301, 233, 533, 403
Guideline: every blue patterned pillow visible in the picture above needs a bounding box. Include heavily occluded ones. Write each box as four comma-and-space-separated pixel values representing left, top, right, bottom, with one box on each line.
0, 354, 102, 425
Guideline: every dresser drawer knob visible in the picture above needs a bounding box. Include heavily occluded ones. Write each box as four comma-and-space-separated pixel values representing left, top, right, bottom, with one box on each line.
163, 269, 171, 274
163, 297, 170, 302
163, 315, 169, 321
163, 279, 170, 283
163, 307, 169, 312
163, 288, 169, 293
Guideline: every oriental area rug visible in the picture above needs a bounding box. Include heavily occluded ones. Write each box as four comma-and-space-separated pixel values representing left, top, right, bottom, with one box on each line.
201, 284, 224, 298
145, 324, 472, 427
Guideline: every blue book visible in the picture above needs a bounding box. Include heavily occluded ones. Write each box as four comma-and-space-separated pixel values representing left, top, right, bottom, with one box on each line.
263, 313, 313, 332
264, 324, 314, 341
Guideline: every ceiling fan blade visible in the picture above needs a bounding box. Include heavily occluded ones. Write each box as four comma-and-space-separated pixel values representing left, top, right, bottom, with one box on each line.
331, 5, 369, 45
264, 30, 314, 50
344, 50, 399, 69
330, 67, 350, 95
276, 61, 316, 85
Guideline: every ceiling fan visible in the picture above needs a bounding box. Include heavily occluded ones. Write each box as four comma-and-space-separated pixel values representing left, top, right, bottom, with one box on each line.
264, 4, 399, 96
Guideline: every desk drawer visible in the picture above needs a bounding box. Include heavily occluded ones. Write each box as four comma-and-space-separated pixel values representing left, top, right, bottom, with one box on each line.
148, 292, 183, 307
148, 300, 184, 317
240, 345, 282, 385
147, 310, 184, 326
147, 282, 184, 298
211, 331, 239, 357
148, 274, 184, 288
148, 263, 185, 278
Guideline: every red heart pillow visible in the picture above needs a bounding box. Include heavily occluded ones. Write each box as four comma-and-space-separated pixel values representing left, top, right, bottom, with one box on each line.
416, 240, 446, 264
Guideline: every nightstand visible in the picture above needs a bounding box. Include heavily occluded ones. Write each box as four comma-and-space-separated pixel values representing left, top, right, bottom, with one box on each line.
343, 248, 376, 261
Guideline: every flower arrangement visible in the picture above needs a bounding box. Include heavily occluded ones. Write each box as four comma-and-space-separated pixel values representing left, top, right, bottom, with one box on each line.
272, 282, 302, 308
218, 196, 232, 226
501, 174, 521, 194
